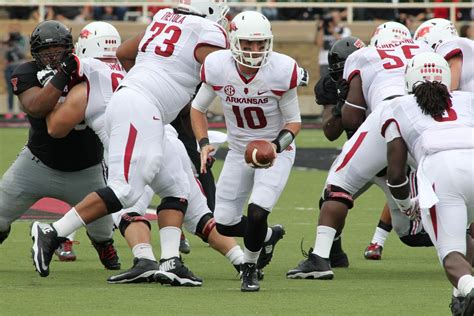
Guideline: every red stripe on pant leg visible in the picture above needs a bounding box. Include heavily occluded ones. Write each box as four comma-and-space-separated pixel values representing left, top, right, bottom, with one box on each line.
429, 205, 438, 240
335, 131, 368, 172
124, 124, 138, 183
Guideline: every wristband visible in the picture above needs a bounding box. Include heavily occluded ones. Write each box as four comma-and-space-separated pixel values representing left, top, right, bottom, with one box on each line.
271, 129, 295, 153
199, 137, 210, 149
386, 177, 409, 188
50, 71, 70, 92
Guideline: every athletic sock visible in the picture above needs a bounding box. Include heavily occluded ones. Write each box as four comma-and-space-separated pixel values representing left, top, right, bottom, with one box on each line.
312, 225, 336, 259
132, 243, 156, 261
53, 208, 85, 238
243, 246, 260, 264
226, 245, 244, 266
159, 226, 181, 260
458, 274, 474, 297
371, 227, 390, 247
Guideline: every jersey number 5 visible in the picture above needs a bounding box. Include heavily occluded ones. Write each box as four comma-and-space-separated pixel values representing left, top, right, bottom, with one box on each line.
377, 45, 419, 70
140, 22, 182, 57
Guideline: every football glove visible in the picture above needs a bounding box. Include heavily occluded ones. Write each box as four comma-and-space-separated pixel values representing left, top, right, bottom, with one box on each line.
37, 67, 57, 87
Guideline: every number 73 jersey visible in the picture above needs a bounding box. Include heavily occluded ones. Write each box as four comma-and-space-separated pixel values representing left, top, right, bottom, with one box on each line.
200, 50, 299, 153
343, 39, 429, 113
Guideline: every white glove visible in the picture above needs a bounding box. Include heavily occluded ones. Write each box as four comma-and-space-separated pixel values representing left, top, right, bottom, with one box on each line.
37, 67, 57, 87
298, 67, 309, 87
396, 197, 421, 221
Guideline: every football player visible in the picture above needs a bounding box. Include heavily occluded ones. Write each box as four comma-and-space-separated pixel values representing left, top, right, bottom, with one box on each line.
1, 20, 120, 269
381, 52, 474, 315
30, 0, 229, 283
45, 21, 247, 285
191, 11, 301, 292
287, 22, 432, 280
414, 18, 473, 93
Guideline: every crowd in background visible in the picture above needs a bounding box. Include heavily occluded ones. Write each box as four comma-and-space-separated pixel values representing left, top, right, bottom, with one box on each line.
0, 2, 473, 119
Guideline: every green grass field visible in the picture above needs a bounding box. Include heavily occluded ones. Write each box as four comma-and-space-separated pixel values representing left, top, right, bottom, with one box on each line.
0, 128, 450, 315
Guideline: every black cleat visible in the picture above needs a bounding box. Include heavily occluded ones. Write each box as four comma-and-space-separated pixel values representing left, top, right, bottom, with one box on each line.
330, 251, 349, 268
107, 257, 160, 284
89, 235, 121, 270
241, 263, 260, 292
154, 257, 202, 287
0, 225, 11, 244
179, 234, 191, 255
451, 295, 465, 316
462, 289, 474, 316
287, 248, 334, 280
234, 264, 265, 280
30, 222, 65, 277
257, 224, 286, 270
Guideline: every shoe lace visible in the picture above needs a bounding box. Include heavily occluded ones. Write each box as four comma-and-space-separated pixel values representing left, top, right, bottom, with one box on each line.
367, 243, 380, 251
98, 242, 118, 260
299, 238, 312, 259
63, 240, 79, 252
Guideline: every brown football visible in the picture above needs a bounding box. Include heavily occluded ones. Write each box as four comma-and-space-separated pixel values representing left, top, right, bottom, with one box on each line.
244, 140, 276, 168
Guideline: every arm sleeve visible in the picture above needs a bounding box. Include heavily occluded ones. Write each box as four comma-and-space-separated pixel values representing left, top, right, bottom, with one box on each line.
384, 122, 402, 143
197, 22, 229, 49
279, 88, 301, 123
11, 62, 41, 95
191, 83, 217, 113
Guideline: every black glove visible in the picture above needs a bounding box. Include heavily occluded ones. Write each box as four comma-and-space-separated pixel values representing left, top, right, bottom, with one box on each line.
336, 79, 349, 103
58, 53, 79, 77
37, 67, 57, 87
298, 67, 309, 87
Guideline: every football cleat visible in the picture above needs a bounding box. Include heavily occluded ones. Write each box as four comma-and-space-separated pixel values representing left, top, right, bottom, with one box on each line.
241, 263, 260, 292
179, 234, 191, 254
287, 248, 334, 280
234, 264, 265, 280
450, 295, 465, 316
107, 257, 160, 284
30, 222, 65, 277
329, 251, 349, 268
154, 257, 202, 286
0, 225, 11, 244
257, 224, 286, 270
364, 243, 383, 260
462, 288, 474, 316
55, 239, 79, 262
88, 235, 121, 270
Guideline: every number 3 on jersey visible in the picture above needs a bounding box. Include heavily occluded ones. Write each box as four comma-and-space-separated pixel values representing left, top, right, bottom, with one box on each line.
140, 22, 182, 57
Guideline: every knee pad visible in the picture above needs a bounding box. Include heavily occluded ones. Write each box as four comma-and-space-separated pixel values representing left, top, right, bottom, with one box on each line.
319, 185, 354, 210
400, 233, 433, 247
96, 187, 123, 214
156, 197, 188, 215
195, 213, 215, 242
247, 203, 269, 224
216, 216, 248, 237
118, 212, 151, 237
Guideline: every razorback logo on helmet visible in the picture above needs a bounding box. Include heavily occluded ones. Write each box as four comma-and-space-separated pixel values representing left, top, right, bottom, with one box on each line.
80, 29, 92, 39
224, 85, 235, 96
354, 39, 365, 49
229, 22, 238, 31
10, 78, 18, 91
415, 26, 431, 39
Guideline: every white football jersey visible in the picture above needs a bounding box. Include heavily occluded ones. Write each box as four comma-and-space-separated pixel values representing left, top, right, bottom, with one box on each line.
200, 50, 300, 153
435, 38, 474, 93
121, 8, 228, 124
343, 39, 429, 113
380, 91, 474, 162
81, 57, 126, 146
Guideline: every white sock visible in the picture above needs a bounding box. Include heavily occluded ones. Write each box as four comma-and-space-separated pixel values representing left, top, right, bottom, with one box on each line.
371, 227, 390, 247
458, 274, 474, 297
243, 247, 261, 264
264, 228, 272, 242
312, 225, 337, 259
66, 231, 76, 241
453, 287, 462, 297
132, 243, 156, 261
53, 208, 85, 238
226, 245, 244, 266
159, 226, 181, 260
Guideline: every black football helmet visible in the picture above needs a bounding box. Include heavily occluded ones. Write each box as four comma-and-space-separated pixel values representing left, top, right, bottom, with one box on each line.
30, 20, 73, 69
328, 36, 365, 82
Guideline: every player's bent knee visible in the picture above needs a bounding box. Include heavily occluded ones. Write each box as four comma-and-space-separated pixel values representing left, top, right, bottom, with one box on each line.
319, 185, 354, 210
118, 212, 151, 237
156, 197, 188, 215
195, 213, 215, 242
96, 187, 123, 214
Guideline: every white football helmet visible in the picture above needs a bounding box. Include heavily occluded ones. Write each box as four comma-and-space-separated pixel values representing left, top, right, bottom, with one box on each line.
414, 18, 458, 50
177, 0, 229, 26
370, 22, 411, 47
229, 11, 273, 69
405, 52, 451, 93
75, 22, 121, 59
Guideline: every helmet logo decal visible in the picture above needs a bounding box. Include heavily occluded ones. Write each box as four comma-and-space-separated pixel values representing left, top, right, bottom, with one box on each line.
80, 29, 92, 39
415, 26, 431, 39
224, 85, 235, 96
354, 39, 365, 49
